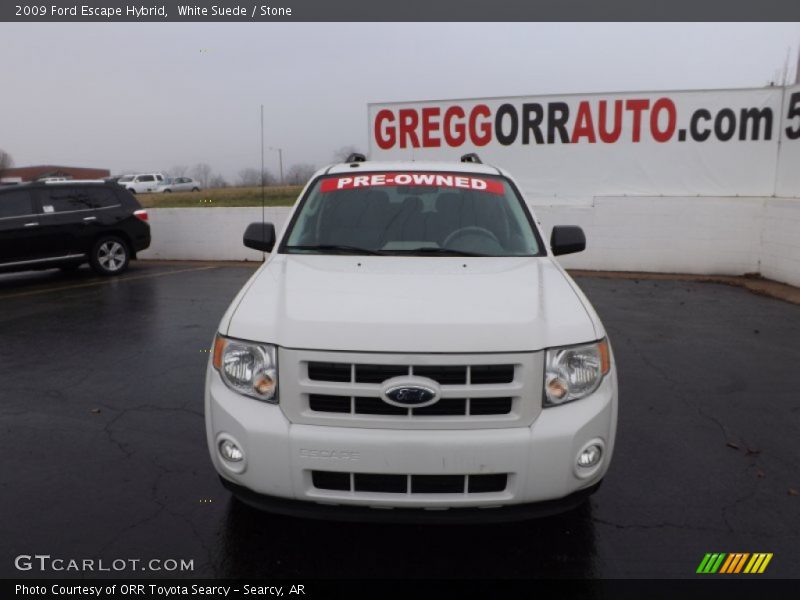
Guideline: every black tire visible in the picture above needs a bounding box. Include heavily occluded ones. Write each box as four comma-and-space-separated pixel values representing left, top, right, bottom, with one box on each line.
89, 236, 130, 276
163, 189, 172, 193
192, 187, 200, 192
127, 188, 136, 194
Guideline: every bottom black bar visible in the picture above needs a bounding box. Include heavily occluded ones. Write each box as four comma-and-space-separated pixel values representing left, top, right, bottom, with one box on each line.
4, 578, 797, 600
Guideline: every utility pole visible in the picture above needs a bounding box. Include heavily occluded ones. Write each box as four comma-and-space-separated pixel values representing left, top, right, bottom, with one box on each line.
795, 43, 800, 84
782, 47, 790, 86
260, 105, 265, 223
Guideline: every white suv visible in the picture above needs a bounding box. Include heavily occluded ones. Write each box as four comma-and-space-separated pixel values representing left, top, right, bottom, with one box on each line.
153, 177, 201, 193
205, 155, 618, 521
116, 173, 165, 194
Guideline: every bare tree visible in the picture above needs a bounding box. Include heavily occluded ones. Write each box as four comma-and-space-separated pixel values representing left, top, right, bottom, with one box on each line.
190, 163, 213, 188
332, 145, 361, 163
209, 174, 228, 189
170, 165, 189, 178
238, 168, 260, 187
285, 163, 317, 186
238, 167, 276, 187
0, 149, 14, 174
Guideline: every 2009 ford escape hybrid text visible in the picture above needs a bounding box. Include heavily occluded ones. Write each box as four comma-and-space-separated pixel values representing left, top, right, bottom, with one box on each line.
205, 153, 618, 521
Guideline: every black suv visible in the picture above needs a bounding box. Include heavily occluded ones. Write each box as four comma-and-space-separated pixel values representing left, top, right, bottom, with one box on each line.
0, 182, 151, 276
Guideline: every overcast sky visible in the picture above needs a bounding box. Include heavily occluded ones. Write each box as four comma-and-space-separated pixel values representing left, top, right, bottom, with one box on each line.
1, 22, 799, 182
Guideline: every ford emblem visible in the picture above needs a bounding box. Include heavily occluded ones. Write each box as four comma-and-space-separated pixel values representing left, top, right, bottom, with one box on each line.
381, 377, 440, 408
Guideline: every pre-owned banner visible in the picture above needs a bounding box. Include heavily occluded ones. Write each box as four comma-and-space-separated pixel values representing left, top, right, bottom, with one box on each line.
368, 86, 800, 201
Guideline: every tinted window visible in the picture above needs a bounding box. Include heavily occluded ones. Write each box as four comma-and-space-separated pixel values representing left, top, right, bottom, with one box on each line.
84, 188, 119, 208
138, 175, 155, 183
283, 172, 542, 257
0, 191, 35, 218
41, 187, 119, 213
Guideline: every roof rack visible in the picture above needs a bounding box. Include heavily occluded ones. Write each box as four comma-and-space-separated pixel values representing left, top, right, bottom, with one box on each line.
460, 153, 482, 164
42, 179, 107, 185
346, 152, 367, 163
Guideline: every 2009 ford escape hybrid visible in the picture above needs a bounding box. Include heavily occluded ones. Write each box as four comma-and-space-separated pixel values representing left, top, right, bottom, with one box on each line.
205, 154, 618, 521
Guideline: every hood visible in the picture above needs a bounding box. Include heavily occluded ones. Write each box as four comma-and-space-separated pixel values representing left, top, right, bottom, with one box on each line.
224, 255, 599, 353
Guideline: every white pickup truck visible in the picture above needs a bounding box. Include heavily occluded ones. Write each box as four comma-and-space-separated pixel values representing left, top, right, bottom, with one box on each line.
205, 154, 618, 521
116, 173, 165, 194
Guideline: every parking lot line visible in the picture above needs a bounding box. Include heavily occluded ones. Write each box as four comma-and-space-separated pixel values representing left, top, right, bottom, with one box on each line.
0, 265, 218, 300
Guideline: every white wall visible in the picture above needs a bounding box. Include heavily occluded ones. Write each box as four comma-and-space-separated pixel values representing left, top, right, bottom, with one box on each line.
139, 198, 800, 288
139, 207, 290, 261
776, 84, 800, 197
533, 197, 765, 276
760, 198, 800, 287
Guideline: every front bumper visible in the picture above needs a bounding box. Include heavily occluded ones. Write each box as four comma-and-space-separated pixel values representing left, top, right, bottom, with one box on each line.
222, 476, 602, 523
205, 363, 617, 518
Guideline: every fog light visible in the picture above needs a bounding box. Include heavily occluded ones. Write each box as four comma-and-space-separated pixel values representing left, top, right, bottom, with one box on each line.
577, 444, 602, 468
219, 439, 243, 462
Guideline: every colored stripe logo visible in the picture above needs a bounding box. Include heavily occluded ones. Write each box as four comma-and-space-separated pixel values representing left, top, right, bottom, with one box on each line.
697, 553, 773, 574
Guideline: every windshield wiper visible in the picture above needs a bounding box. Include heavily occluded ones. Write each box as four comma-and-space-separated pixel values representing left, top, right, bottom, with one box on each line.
390, 247, 489, 257
285, 244, 385, 256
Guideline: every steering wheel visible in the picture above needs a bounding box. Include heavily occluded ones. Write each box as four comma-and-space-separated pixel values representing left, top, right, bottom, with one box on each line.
443, 226, 500, 249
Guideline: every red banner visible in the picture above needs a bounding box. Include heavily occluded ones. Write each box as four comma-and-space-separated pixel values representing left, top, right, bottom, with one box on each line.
320, 173, 504, 194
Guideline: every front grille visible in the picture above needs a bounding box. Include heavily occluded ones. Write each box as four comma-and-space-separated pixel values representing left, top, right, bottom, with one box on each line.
413, 365, 466, 385
308, 394, 513, 416
308, 394, 350, 413
468, 397, 513, 415
286, 349, 539, 430
355, 396, 405, 415
471, 364, 514, 384
308, 362, 350, 382
411, 475, 463, 493
412, 398, 467, 415
467, 473, 508, 493
311, 470, 349, 491
312, 471, 508, 494
355, 364, 407, 383
307, 361, 515, 386
354, 473, 407, 493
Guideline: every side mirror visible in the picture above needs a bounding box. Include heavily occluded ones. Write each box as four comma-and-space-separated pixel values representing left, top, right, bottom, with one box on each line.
550, 225, 586, 256
243, 222, 276, 252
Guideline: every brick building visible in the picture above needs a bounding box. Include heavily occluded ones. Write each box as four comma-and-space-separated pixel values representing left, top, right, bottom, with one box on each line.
0, 165, 110, 182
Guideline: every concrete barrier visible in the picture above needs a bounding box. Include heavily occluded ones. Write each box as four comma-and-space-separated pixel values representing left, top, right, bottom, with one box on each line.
760, 198, 800, 287
139, 207, 291, 261
534, 197, 765, 276
139, 197, 800, 287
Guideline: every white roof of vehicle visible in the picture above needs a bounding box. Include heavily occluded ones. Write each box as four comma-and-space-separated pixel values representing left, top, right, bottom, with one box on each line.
324, 160, 509, 177
43, 179, 107, 184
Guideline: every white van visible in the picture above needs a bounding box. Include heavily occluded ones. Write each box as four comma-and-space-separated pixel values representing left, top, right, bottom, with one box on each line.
116, 173, 165, 194
205, 154, 618, 521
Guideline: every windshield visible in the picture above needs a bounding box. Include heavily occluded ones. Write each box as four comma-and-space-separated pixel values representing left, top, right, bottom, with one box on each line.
118, 176, 133, 182
282, 172, 542, 256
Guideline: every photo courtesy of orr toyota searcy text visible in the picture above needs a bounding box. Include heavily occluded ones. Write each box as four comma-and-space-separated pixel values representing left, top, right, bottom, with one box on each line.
369, 86, 800, 200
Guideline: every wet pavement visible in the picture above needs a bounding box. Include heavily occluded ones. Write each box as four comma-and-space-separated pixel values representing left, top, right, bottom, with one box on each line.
1, 262, 798, 579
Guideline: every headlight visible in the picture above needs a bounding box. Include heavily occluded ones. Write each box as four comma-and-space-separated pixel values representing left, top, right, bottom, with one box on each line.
543, 339, 610, 407
212, 335, 278, 403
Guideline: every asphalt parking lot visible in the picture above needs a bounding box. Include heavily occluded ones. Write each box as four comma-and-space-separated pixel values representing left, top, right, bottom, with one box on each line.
1, 261, 798, 579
